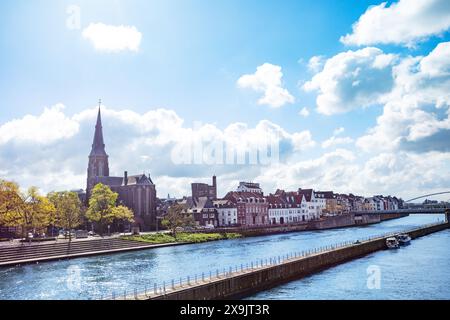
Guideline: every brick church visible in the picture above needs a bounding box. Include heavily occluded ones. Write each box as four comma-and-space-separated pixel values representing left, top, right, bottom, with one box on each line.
86, 106, 157, 231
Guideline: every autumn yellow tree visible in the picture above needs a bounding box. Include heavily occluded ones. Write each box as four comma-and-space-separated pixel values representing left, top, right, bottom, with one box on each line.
48, 191, 83, 241
0, 180, 55, 238
0, 179, 23, 228
113, 205, 135, 232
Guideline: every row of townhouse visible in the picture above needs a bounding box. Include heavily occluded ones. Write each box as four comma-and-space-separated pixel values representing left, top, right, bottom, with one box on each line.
362, 195, 402, 211
156, 177, 404, 228
313, 192, 403, 215
174, 182, 324, 228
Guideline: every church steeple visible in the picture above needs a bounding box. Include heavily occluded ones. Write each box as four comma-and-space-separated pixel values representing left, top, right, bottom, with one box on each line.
90, 100, 107, 157
86, 99, 110, 196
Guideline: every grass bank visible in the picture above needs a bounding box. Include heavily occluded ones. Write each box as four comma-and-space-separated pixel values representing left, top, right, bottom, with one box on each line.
122, 232, 242, 244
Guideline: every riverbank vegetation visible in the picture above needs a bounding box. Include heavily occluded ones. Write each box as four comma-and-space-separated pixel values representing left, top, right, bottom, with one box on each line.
0, 179, 134, 238
122, 232, 242, 244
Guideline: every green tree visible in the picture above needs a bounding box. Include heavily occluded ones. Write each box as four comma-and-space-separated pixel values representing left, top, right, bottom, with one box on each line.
86, 183, 119, 236
161, 203, 195, 239
48, 191, 83, 241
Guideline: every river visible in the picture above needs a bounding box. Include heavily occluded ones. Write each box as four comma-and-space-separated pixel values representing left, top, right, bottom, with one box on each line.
0, 214, 446, 300
248, 224, 450, 300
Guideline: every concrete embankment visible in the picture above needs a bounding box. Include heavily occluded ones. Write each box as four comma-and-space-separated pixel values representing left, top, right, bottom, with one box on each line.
142, 222, 448, 300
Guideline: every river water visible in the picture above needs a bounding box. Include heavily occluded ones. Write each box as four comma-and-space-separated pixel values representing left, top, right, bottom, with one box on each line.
248, 223, 450, 300
0, 214, 447, 300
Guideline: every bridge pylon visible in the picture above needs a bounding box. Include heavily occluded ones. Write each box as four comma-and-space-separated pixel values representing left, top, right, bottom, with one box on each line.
446, 209, 450, 224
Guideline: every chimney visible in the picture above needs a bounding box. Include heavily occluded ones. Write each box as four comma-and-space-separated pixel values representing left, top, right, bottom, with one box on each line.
124, 171, 128, 186
212, 175, 217, 199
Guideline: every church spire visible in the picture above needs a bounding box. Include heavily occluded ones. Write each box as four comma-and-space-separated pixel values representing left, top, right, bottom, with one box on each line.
90, 99, 107, 156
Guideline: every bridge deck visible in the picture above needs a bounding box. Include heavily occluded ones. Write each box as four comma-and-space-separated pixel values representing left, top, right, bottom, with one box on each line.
351, 208, 448, 215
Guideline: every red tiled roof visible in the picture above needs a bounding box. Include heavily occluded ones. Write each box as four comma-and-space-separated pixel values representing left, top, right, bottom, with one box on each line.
224, 191, 266, 203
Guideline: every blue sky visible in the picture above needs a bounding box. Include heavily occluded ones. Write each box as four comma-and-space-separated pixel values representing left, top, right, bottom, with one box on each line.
0, 1, 381, 134
1, 0, 450, 201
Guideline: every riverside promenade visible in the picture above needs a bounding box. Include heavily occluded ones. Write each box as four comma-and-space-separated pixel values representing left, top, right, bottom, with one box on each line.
119, 221, 449, 300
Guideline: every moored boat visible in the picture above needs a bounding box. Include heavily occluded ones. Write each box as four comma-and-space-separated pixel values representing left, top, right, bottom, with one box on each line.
396, 234, 411, 246
386, 237, 400, 249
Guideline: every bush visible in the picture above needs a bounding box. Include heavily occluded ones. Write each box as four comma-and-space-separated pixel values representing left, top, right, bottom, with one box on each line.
19, 237, 56, 243
122, 232, 242, 244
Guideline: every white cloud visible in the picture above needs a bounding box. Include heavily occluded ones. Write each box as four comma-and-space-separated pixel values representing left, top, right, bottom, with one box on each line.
322, 136, 354, 149
237, 63, 295, 108
356, 42, 450, 153
307, 55, 325, 73
0, 104, 79, 144
299, 107, 310, 117
303, 47, 397, 115
82, 23, 142, 52
2, 104, 450, 201
341, 0, 450, 47
321, 127, 353, 148
256, 149, 359, 194
420, 41, 450, 76
358, 151, 450, 198
0, 104, 314, 197
256, 148, 450, 200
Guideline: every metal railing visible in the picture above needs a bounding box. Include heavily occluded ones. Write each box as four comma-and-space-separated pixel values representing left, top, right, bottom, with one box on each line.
91, 220, 446, 300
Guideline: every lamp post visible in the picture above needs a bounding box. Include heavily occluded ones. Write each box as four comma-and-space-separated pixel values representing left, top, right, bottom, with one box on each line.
108, 225, 111, 237
155, 216, 163, 232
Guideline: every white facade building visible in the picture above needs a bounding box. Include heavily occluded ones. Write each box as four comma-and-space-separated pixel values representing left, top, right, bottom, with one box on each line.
213, 200, 238, 226
298, 189, 322, 219
267, 191, 314, 224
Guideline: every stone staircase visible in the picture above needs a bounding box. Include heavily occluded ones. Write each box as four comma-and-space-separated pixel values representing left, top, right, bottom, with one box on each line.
0, 238, 158, 267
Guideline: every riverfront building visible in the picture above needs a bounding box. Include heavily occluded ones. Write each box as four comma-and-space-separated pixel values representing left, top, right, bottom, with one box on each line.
224, 189, 269, 226
297, 189, 322, 220
86, 107, 157, 231
190, 197, 218, 227
266, 190, 310, 224
214, 199, 238, 226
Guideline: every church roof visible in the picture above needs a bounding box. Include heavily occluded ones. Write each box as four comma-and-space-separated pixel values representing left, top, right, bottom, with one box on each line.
89, 107, 108, 157
126, 174, 154, 185
90, 176, 123, 187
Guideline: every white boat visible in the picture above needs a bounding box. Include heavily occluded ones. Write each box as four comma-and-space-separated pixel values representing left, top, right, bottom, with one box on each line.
396, 234, 411, 246
386, 237, 400, 249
